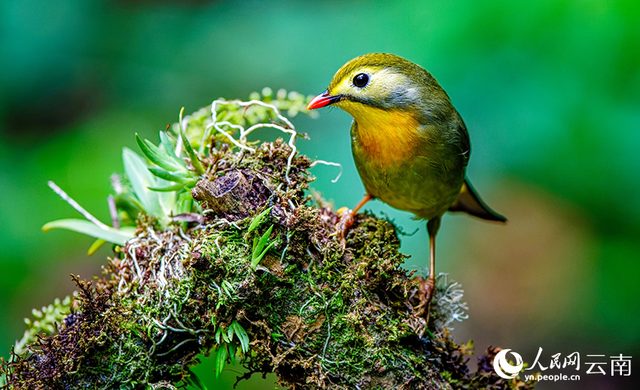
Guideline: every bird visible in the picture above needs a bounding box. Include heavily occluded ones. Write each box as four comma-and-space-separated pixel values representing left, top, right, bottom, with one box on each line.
307, 53, 506, 318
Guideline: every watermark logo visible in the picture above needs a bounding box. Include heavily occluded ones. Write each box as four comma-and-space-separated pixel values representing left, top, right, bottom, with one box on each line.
492, 347, 632, 382
493, 349, 524, 379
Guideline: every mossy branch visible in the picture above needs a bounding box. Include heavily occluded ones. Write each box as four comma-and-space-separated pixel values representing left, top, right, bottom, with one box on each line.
1, 93, 535, 390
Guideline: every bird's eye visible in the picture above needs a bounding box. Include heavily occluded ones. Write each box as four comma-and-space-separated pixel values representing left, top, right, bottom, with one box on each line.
353, 73, 369, 88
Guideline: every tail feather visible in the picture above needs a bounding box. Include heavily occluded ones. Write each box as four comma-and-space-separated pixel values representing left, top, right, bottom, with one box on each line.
449, 179, 506, 222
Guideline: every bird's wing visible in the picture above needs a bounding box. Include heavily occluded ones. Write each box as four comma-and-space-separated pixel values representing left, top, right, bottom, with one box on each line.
449, 178, 506, 222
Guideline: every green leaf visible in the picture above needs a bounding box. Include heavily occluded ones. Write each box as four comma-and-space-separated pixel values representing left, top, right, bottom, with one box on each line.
251, 225, 275, 268
135, 134, 183, 172
247, 207, 272, 235
214, 345, 228, 377
147, 167, 192, 183
231, 321, 250, 354
227, 342, 237, 365
221, 280, 234, 297
227, 326, 234, 343
87, 238, 107, 256
148, 183, 190, 192
252, 241, 276, 268
215, 327, 231, 344
178, 116, 206, 175
43, 219, 134, 245
159, 130, 175, 154
122, 147, 166, 223
175, 191, 195, 215
159, 130, 186, 166
156, 177, 178, 218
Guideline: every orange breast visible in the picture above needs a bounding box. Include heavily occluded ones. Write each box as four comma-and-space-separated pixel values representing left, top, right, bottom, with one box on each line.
346, 103, 421, 167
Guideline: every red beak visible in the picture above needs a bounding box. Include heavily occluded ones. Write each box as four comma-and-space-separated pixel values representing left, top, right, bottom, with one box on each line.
307, 90, 340, 110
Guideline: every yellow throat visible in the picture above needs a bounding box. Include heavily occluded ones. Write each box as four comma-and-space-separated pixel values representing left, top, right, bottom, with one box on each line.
339, 101, 421, 167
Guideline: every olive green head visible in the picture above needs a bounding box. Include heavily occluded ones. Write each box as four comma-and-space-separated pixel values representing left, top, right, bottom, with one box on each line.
308, 53, 450, 116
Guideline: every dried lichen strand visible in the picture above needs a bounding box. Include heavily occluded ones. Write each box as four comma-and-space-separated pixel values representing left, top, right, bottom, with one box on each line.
2, 139, 535, 390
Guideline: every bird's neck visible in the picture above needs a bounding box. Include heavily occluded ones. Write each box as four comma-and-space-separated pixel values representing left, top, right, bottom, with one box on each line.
342, 102, 421, 167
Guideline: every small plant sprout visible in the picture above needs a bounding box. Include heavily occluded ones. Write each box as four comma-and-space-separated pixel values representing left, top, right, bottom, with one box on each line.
41, 90, 321, 252
250, 225, 277, 269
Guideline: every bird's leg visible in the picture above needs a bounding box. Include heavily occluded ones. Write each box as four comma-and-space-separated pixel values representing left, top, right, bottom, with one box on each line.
334, 194, 374, 247
414, 217, 441, 320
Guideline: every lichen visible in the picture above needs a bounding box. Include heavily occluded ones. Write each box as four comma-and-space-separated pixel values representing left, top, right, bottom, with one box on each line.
1, 96, 536, 389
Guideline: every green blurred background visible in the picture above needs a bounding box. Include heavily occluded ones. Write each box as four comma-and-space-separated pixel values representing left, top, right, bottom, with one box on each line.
1, 0, 639, 388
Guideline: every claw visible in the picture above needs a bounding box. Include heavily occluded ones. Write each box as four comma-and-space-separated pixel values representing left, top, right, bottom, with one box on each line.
331, 194, 373, 249
332, 208, 355, 249
412, 276, 435, 320
336, 206, 350, 215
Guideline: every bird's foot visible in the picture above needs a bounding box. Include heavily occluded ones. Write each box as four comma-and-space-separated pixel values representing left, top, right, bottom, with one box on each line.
332, 207, 355, 249
412, 276, 435, 320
